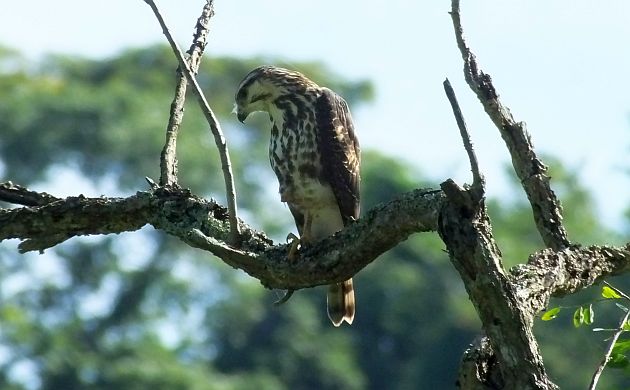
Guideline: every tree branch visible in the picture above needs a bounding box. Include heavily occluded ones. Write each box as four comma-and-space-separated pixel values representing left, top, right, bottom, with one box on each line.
439, 179, 558, 389
458, 337, 504, 389
0, 183, 443, 289
513, 245, 630, 316
5, 178, 624, 295
0, 182, 60, 207
588, 306, 630, 390
143, 0, 240, 243
444, 2, 626, 388
2, 179, 627, 387
443, 78, 483, 190
449, 0, 569, 251
159, 1, 214, 187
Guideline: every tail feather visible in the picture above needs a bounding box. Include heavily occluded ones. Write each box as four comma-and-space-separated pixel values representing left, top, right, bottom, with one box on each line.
327, 279, 355, 326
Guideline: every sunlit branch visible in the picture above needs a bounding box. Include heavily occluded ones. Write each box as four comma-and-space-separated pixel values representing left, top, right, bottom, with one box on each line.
159, 1, 214, 187
450, 0, 569, 251
143, 0, 240, 243
443, 78, 483, 190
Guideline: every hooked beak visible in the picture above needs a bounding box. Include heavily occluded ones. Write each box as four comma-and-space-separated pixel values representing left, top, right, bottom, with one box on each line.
237, 110, 249, 123
233, 104, 249, 123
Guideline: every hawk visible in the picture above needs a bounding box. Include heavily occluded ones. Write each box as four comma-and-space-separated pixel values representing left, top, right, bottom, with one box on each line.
234, 66, 360, 327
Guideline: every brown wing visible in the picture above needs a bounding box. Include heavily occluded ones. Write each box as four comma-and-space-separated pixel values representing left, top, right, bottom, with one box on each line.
315, 88, 361, 225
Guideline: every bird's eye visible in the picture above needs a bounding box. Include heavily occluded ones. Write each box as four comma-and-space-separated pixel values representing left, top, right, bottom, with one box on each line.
250, 93, 271, 103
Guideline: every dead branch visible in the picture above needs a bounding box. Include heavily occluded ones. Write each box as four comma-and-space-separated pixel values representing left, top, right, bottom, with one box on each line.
439, 177, 558, 389
443, 78, 483, 190
159, 1, 214, 187
0, 182, 60, 207
450, 0, 569, 251
0, 183, 442, 288
143, 0, 240, 243
1, 182, 627, 294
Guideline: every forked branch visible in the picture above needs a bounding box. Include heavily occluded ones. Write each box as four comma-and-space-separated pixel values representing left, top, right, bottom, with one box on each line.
143, 0, 240, 243
450, 0, 569, 251
159, 1, 214, 187
442, 56, 559, 389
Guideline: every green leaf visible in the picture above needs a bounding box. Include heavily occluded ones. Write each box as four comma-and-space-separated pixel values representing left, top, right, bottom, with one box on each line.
583, 304, 594, 325
607, 353, 630, 369
623, 321, 630, 331
612, 339, 630, 355
573, 307, 584, 328
602, 286, 622, 299
541, 307, 561, 321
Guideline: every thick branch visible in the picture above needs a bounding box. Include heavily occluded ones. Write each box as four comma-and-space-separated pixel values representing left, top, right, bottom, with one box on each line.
0, 194, 151, 253
441, 178, 630, 389
511, 244, 630, 316
255, 188, 443, 289
458, 337, 503, 389
144, 0, 240, 243
2, 182, 628, 292
0, 183, 442, 289
159, 1, 214, 186
450, 0, 569, 251
439, 179, 558, 389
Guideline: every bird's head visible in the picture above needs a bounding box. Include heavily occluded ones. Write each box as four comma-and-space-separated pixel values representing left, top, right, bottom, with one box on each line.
234, 65, 318, 123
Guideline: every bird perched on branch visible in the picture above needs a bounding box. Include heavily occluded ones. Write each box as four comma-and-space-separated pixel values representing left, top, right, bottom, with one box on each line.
234, 66, 360, 327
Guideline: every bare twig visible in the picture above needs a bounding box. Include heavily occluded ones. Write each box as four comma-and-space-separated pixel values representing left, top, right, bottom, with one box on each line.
159, 1, 214, 186
450, 0, 569, 251
143, 0, 240, 243
0, 182, 60, 207
588, 308, 630, 390
186, 228, 261, 271
443, 78, 484, 190
145, 176, 159, 189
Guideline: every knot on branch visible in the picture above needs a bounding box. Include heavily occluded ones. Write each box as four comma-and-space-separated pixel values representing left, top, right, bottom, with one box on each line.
457, 337, 504, 389
477, 72, 497, 101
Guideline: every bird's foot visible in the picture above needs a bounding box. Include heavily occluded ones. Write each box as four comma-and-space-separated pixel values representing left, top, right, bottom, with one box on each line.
286, 232, 301, 261
273, 289, 295, 305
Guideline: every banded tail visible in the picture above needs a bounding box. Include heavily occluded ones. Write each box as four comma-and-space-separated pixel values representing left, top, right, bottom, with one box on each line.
327, 278, 355, 326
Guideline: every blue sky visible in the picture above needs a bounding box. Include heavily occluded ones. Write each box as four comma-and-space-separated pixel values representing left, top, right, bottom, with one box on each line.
1, 0, 629, 232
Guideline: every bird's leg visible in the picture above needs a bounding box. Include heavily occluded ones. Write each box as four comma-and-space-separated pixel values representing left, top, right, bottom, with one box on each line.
302, 213, 313, 243
286, 232, 300, 261
286, 212, 313, 261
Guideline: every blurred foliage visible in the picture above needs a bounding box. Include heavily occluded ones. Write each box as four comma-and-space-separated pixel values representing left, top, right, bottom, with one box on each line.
0, 44, 628, 390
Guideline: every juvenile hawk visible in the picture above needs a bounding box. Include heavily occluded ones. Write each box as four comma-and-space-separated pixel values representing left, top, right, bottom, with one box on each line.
234, 66, 360, 327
